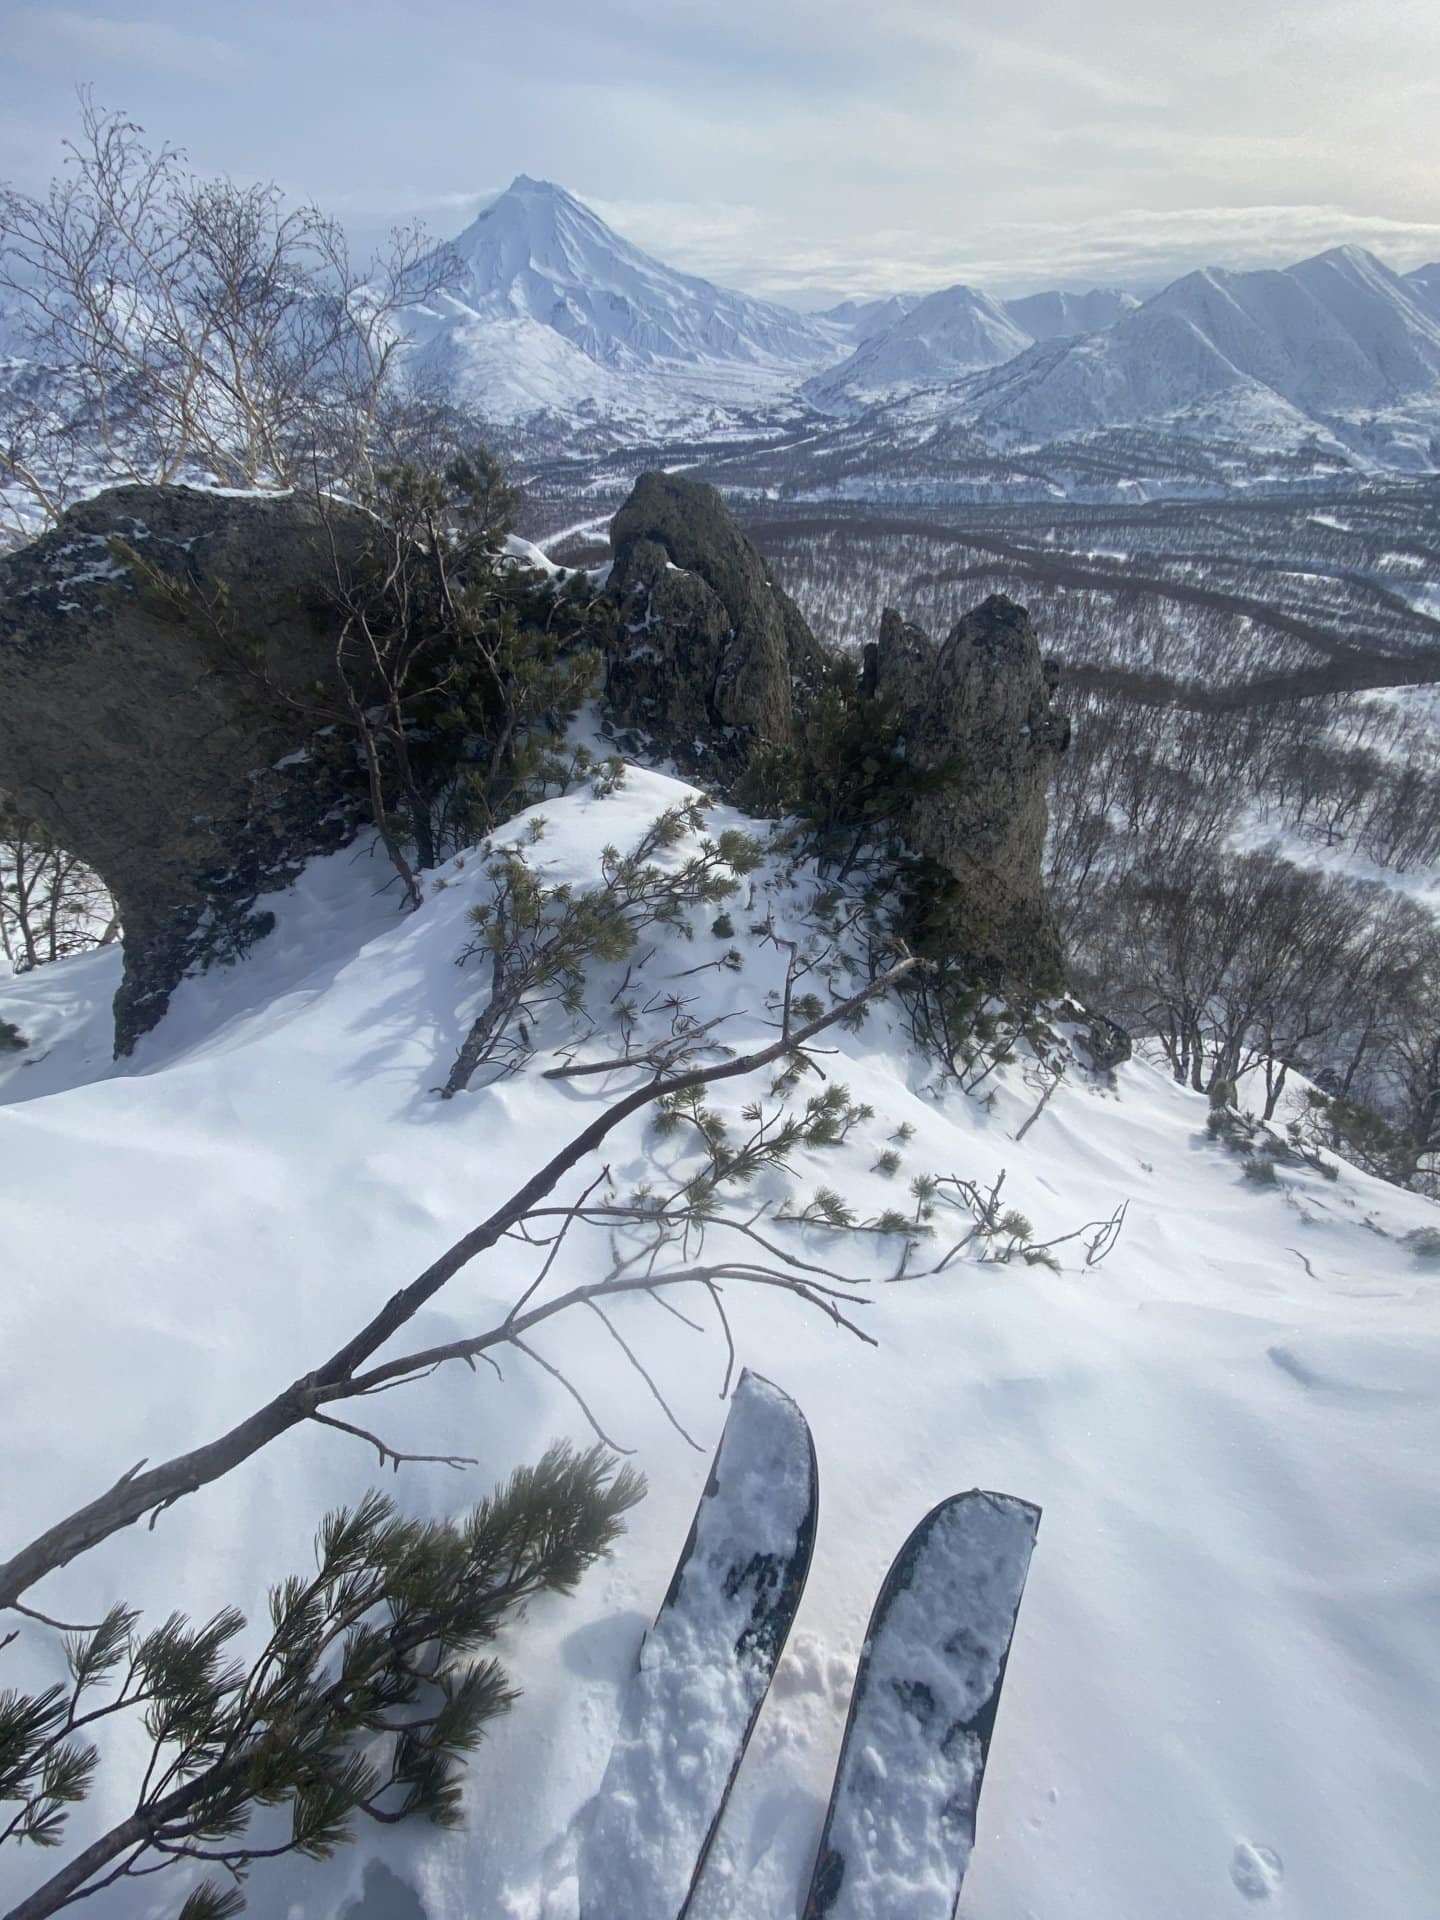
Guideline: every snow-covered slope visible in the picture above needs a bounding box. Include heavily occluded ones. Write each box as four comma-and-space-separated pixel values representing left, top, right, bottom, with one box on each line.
951, 245, 1440, 451
819, 292, 921, 342
3, 767, 1439, 1920
802, 283, 1034, 409
1407, 262, 1440, 319
399, 176, 840, 424
1003, 286, 1138, 341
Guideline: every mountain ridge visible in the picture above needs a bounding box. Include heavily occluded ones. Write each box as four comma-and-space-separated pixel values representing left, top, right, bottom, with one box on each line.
387, 179, 1440, 474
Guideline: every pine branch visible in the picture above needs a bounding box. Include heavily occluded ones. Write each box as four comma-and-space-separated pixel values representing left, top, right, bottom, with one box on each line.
0, 951, 914, 1612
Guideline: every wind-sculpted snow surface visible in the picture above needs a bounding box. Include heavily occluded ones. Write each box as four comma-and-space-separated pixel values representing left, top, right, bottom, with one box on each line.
2, 765, 1439, 1920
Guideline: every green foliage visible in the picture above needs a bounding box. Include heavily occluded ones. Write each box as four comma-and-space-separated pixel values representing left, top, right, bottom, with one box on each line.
734, 655, 961, 883
790, 1186, 858, 1229
443, 806, 765, 1093
355, 452, 614, 857
900, 964, 1055, 1093
1292, 1088, 1407, 1186
909, 1173, 939, 1223
1, 1447, 641, 1917
710, 912, 735, 940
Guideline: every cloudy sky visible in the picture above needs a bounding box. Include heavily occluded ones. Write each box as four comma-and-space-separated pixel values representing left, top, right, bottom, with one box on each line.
4, 0, 1439, 304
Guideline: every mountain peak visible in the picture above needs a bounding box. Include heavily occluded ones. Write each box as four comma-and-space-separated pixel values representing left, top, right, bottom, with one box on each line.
412, 176, 834, 380
502, 173, 569, 199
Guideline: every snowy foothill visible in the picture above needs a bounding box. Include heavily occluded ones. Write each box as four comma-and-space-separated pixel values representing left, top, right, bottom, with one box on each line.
2, 764, 1439, 1919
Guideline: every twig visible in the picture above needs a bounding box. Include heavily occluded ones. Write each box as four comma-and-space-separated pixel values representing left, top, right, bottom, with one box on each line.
584, 1299, 702, 1450
308, 1411, 478, 1475
511, 1338, 634, 1455
3, 1598, 106, 1634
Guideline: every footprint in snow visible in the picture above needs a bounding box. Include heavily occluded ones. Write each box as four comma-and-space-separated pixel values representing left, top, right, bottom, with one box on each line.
1231, 1841, 1284, 1900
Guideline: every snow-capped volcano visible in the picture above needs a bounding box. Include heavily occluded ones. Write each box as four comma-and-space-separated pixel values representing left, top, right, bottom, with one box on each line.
411, 175, 834, 374
803, 283, 1033, 408
398, 175, 843, 428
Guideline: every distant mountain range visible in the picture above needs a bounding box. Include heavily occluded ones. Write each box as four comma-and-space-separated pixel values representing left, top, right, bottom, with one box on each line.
387, 178, 1440, 483
397, 177, 1151, 435
941, 247, 1440, 453
803, 284, 1139, 406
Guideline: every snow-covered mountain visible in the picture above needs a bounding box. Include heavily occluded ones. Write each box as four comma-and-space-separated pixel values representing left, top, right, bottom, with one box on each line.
819, 292, 921, 342
803, 283, 1033, 409
392, 188, 1439, 468
400, 175, 840, 425
1002, 286, 1138, 341
925, 245, 1440, 459
1407, 262, 1440, 319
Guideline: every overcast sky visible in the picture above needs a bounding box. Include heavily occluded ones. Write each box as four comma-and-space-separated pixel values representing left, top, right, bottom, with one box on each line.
4, 0, 1439, 304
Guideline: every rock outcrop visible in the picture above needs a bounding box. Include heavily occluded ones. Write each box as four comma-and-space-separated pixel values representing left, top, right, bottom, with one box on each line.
603, 473, 1071, 994
0, 471, 1072, 1060
0, 485, 373, 1052
604, 471, 826, 771
599, 474, 1075, 998
868, 597, 1070, 989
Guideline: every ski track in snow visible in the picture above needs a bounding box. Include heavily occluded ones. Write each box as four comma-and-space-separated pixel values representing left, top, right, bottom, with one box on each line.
2, 766, 1439, 1920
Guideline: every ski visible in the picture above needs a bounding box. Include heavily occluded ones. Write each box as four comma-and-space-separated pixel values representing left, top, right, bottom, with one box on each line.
578, 1368, 819, 1920
800, 1489, 1041, 1920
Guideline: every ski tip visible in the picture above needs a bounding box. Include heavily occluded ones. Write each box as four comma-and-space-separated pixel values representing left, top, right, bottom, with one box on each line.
924, 1486, 1043, 1540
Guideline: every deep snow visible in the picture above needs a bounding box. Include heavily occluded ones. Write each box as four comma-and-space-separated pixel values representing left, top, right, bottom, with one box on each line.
2, 767, 1438, 1920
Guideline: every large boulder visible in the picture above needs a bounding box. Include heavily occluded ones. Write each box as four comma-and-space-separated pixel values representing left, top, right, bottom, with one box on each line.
604, 471, 826, 771
0, 484, 373, 1052
868, 597, 1070, 990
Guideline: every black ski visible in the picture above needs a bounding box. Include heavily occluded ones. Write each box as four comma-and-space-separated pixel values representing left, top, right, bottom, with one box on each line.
578, 1369, 818, 1920
800, 1489, 1041, 1920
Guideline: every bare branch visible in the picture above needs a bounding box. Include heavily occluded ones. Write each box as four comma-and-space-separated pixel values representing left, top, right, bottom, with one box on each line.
0, 954, 915, 1609
308, 1410, 478, 1474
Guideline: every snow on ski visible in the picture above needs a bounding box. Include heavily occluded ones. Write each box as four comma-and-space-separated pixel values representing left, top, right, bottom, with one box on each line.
578, 1369, 818, 1920
800, 1489, 1041, 1920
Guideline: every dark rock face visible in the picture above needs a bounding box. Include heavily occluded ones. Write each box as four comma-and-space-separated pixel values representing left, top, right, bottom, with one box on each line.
0, 484, 372, 1052
868, 596, 1070, 991
603, 475, 1071, 995
604, 471, 825, 771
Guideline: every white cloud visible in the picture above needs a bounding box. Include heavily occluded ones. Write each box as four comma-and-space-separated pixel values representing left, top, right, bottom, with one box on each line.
9, 10, 247, 80
591, 197, 1440, 303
